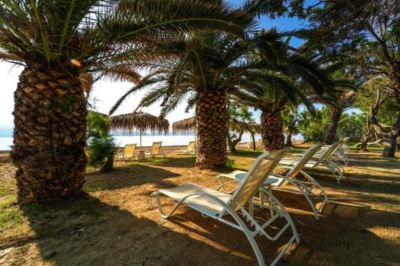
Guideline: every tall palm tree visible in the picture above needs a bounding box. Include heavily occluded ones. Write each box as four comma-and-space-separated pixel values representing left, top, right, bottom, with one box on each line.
0, 0, 251, 202
110, 31, 255, 169
233, 30, 334, 150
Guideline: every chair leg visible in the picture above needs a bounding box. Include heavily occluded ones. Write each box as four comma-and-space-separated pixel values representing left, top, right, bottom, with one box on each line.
240, 191, 300, 266
301, 171, 329, 215
152, 192, 185, 219
261, 187, 300, 243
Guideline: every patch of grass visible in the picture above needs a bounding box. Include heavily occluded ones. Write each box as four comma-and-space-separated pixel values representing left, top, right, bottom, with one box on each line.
84, 182, 117, 193
0, 206, 23, 230
0, 181, 50, 231
0, 182, 22, 230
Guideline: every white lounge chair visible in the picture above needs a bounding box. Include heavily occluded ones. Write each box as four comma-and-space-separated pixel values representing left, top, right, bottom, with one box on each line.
279, 140, 346, 183
152, 149, 300, 266
217, 145, 329, 219
332, 137, 350, 166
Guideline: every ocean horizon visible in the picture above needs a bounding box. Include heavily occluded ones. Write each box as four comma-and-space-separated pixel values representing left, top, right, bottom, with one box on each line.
0, 133, 261, 151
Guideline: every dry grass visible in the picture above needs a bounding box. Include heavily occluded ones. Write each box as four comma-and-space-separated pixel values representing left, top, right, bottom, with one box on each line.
0, 149, 399, 265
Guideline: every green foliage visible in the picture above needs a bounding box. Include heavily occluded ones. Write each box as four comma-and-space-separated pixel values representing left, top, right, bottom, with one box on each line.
229, 103, 255, 131
377, 99, 400, 127
282, 107, 300, 134
355, 77, 400, 127
0, 0, 252, 74
297, 108, 330, 142
87, 112, 115, 170
298, 107, 366, 142
337, 112, 366, 142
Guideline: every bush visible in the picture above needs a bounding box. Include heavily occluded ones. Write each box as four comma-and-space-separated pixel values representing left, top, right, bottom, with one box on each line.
297, 107, 366, 143
297, 108, 330, 142
337, 112, 366, 142
87, 112, 116, 172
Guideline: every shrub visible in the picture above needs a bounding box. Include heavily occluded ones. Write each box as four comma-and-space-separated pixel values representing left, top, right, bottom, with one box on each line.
87, 112, 116, 172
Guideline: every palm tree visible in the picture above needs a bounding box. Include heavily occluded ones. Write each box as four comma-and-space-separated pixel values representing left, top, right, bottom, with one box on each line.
233, 30, 334, 150
0, 0, 251, 202
110, 32, 255, 169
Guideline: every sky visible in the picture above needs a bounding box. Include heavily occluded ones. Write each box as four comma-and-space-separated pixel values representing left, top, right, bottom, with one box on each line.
0, 0, 309, 137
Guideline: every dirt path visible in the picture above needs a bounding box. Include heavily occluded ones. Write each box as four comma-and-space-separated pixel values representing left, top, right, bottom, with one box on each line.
0, 151, 399, 265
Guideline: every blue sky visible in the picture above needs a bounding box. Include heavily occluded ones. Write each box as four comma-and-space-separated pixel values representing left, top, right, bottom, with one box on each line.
0, 0, 320, 137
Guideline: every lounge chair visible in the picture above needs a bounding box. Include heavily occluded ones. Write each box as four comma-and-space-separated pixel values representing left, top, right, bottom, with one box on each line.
217, 145, 329, 219
332, 137, 350, 165
152, 149, 300, 266
116, 144, 137, 161
279, 140, 347, 183
177, 141, 196, 154
147, 141, 165, 158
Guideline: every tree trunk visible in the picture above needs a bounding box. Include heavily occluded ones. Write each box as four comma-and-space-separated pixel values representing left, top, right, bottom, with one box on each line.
101, 154, 114, 173
285, 131, 293, 147
325, 107, 343, 144
260, 109, 285, 151
195, 90, 228, 169
11, 64, 87, 203
382, 116, 400, 157
360, 88, 386, 151
227, 128, 244, 154
250, 131, 256, 150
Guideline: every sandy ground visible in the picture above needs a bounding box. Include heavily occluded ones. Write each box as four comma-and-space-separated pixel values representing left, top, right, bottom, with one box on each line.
0, 150, 400, 266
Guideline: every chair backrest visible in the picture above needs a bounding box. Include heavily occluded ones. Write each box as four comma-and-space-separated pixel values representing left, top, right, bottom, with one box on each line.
285, 144, 323, 180
187, 141, 196, 152
151, 141, 162, 155
332, 138, 348, 154
314, 141, 342, 164
229, 149, 288, 210
124, 144, 137, 158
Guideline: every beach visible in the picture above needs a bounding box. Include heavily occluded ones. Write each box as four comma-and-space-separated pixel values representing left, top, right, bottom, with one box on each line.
0, 133, 261, 151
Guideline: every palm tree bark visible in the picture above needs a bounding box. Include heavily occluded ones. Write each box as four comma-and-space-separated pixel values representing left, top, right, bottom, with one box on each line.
325, 107, 343, 145
11, 65, 87, 203
260, 109, 284, 151
195, 90, 228, 169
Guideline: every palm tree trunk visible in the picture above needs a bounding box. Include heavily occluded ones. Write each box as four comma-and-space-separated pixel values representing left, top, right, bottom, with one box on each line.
11, 65, 87, 203
325, 107, 343, 145
250, 131, 256, 150
195, 90, 228, 169
260, 109, 284, 151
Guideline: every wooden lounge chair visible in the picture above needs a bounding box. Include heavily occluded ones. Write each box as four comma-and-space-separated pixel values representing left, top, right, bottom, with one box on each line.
177, 141, 196, 154
116, 144, 137, 161
147, 141, 165, 158
217, 144, 329, 219
153, 149, 300, 266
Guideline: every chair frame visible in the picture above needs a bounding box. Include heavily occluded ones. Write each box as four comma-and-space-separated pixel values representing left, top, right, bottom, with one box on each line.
115, 144, 137, 161
148, 141, 165, 158
152, 150, 300, 266
177, 141, 196, 155
217, 145, 329, 219
284, 140, 347, 183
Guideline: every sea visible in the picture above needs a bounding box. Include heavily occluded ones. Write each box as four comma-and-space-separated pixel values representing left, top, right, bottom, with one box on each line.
0, 133, 260, 151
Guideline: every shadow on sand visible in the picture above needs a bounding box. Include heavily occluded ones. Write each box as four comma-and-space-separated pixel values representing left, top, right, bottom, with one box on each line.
19, 194, 260, 265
